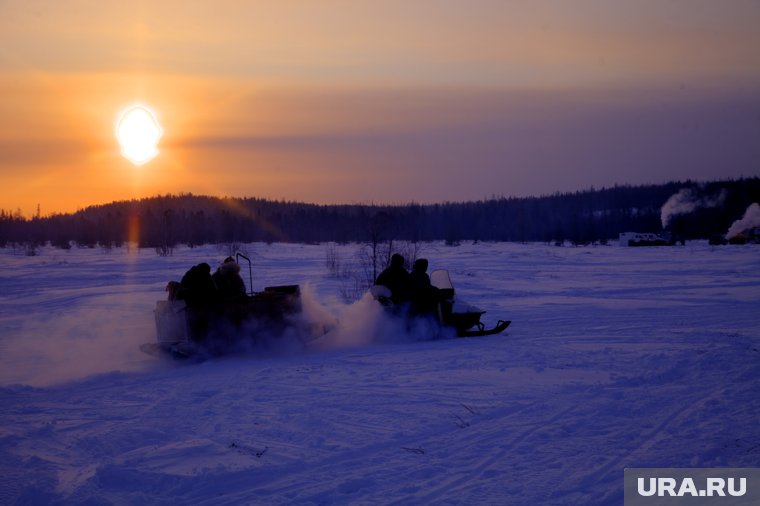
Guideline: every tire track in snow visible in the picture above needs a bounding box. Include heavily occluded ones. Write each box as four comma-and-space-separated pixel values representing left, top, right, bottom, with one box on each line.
552, 345, 750, 498
403, 402, 582, 504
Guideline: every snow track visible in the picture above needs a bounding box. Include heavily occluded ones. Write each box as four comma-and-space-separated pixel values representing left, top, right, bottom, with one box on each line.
0, 241, 758, 504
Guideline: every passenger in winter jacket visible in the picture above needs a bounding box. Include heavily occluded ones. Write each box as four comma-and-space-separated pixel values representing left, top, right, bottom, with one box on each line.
409, 258, 431, 291
409, 258, 439, 315
212, 257, 247, 302
179, 262, 218, 343
179, 262, 218, 308
375, 253, 411, 304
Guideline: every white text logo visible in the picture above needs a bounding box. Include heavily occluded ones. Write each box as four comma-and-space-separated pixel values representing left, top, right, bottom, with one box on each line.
637, 477, 746, 498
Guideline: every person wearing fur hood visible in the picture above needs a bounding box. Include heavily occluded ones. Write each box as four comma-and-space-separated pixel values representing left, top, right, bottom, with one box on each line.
212, 257, 247, 302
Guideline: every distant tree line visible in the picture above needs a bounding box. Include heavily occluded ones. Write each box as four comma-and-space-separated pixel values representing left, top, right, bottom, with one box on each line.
2, 178, 759, 252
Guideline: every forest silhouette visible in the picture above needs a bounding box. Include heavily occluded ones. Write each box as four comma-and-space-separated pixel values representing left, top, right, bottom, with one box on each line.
2, 178, 758, 252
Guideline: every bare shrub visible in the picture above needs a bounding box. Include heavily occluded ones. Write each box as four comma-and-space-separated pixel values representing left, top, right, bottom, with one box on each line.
334, 241, 425, 303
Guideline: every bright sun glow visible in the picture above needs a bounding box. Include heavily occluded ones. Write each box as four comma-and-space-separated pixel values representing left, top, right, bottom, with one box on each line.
116, 104, 163, 166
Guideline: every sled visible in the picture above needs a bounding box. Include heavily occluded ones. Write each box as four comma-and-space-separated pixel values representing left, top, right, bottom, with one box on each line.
430, 269, 510, 337
142, 253, 304, 358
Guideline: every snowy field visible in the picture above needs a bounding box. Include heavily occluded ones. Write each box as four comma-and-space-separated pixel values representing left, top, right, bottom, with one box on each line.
0, 241, 758, 505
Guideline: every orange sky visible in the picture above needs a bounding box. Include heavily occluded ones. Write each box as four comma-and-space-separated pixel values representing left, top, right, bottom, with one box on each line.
2, 1, 759, 216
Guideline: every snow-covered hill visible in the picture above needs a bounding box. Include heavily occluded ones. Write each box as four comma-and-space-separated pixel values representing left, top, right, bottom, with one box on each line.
1, 242, 758, 504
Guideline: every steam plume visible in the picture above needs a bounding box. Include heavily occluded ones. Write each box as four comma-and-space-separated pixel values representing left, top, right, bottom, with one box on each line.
726, 203, 760, 239
660, 188, 726, 228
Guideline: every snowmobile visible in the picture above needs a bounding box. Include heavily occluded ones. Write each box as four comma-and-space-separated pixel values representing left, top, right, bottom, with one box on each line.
141, 253, 305, 359
371, 269, 510, 337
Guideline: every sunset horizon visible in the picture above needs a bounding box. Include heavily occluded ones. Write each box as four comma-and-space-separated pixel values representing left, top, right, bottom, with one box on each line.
11, 173, 760, 222
2, 1, 759, 217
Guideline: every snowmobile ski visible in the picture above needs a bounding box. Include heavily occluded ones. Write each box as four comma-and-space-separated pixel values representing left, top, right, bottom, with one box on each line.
457, 319, 511, 338
139, 342, 203, 361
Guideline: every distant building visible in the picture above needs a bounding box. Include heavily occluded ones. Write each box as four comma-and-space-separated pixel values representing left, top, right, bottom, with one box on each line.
728, 227, 760, 245
619, 232, 669, 247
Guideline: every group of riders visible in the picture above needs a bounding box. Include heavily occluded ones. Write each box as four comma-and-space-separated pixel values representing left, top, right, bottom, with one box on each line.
167, 257, 249, 343
169, 256, 247, 307
170, 252, 442, 343
173, 253, 438, 309
375, 253, 442, 316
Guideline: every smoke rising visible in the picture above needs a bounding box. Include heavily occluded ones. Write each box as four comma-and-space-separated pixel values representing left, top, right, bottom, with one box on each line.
660, 188, 726, 228
727, 203, 760, 239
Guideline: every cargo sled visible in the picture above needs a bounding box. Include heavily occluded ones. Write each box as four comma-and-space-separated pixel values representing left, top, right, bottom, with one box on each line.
142, 254, 304, 359
371, 269, 510, 338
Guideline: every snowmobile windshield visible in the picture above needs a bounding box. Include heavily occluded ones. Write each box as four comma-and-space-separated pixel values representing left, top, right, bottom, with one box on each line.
430, 269, 453, 290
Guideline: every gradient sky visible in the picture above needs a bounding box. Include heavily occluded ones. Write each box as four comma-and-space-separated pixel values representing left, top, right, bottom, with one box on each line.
1, 0, 759, 216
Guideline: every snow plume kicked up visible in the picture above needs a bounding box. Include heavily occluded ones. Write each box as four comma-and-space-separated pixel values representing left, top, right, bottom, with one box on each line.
727, 202, 760, 239
225, 282, 340, 356
0, 246, 455, 387
204, 283, 451, 358
299, 285, 453, 351
0, 293, 154, 387
660, 187, 727, 228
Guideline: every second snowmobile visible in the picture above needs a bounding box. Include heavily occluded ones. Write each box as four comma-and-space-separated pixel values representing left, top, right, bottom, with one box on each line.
371, 269, 510, 337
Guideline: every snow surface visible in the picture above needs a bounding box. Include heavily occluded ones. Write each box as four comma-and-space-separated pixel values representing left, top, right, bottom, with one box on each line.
0, 241, 758, 505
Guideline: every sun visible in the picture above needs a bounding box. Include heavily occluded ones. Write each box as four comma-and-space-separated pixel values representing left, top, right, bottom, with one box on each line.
115, 104, 163, 166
